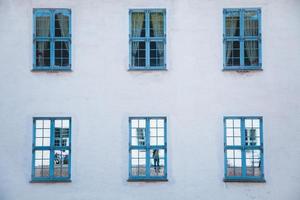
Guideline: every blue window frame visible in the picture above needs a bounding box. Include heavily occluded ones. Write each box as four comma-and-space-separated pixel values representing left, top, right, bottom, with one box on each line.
31, 117, 71, 182
129, 9, 166, 70
223, 8, 261, 70
224, 116, 265, 182
128, 117, 167, 181
33, 9, 71, 71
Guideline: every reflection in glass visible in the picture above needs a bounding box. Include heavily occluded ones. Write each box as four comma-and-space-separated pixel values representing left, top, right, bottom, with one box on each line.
150, 149, 165, 176
34, 150, 50, 177
54, 150, 69, 177
226, 150, 242, 176
246, 150, 261, 176
131, 149, 146, 176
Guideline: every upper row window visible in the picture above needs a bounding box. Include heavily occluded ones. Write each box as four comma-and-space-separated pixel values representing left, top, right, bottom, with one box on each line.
129, 9, 166, 70
223, 8, 262, 70
33, 9, 71, 71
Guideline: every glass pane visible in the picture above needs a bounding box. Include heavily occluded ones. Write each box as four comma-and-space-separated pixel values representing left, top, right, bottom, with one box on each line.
36, 41, 50, 66
244, 40, 259, 66
225, 11, 240, 36
131, 12, 145, 37
226, 149, 242, 176
36, 15, 50, 37
149, 118, 165, 146
55, 13, 69, 37
150, 12, 164, 37
226, 41, 240, 66
131, 149, 146, 176
35, 119, 51, 147
55, 41, 70, 66
54, 119, 70, 147
245, 118, 261, 146
34, 150, 50, 177
150, 41, 164, 66
150, 149, 165, 176
54, 150, 69, 177
244, 11, 259, 36
131, 41, 146, 67
246, 150, 261, 176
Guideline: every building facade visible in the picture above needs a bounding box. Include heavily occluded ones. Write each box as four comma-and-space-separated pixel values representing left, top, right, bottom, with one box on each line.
0, 0, 300, 199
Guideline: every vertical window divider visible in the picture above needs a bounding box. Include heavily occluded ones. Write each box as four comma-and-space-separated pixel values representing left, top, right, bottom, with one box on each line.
240, 10, 245, 67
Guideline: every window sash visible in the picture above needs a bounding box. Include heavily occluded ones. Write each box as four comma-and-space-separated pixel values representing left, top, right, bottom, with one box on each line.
129, 9, 166, 69
129, 117, 167, 179
32, 117, 71, 181
33, 9, 71, 70
223, 8, 261, 69
224, 117, 264, 180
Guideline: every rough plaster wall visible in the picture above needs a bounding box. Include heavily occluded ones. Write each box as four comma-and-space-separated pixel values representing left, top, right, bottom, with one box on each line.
0, 0, 299, 200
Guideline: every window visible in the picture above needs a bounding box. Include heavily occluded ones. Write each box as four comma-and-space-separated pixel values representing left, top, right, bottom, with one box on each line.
129, 9, 166, 70
223, 8, 261, 70
129, 117, 167, 181
33, 9, 71, 71
32, 118, 71, 182
224, 117, 265, 182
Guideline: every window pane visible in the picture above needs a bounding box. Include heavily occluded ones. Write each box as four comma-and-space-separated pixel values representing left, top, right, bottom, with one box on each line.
244, 11, 259, 36
226, 149, 242, 176
55, 13, 69, 37
131, 149, 146, 176
54, 150, 69, 177
150, 12, 164, 37
150, 41, 164, 66
131, 41, 146, 67
244, 40, 259, 66
36, 15, 50, 37
54, 120, 70, 147
225, 11, 240, 36
36, 41, 50, 66
131, 12, 145, 37
55, 41, 70, 66
245, 118, 261, 146
246, 150, 261, 176
34, 150, 50, 177
150, 149, 165, 176
226, 41, 240, 66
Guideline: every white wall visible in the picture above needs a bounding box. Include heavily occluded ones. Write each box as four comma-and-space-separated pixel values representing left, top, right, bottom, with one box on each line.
0, 0, 299, 199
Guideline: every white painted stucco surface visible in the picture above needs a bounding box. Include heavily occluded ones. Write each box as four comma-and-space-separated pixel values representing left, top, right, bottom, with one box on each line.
0, 0, 300, 199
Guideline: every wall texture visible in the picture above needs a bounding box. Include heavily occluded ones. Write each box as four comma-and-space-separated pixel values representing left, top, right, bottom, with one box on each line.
0, 0, 299, 200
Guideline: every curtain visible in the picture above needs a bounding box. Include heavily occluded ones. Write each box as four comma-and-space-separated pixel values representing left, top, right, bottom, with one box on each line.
150, 13, 164, 66
245, 41, 258, 66
36, 16, 50, 66
225, 15, 239, 65
131, 13, 144, 66
244, 12, 258, 65
56, 14, 70, 66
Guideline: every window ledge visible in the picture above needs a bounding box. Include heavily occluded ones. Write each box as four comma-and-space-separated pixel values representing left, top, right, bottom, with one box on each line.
32, 68, 72, 72
222, 67, 263, 72
128, 67, 167, 71
127, 178, 168, 182
223, 178, 265, 183
30, 179, 71, 183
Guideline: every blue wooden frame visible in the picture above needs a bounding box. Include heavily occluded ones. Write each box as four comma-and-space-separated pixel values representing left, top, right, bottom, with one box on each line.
31, 117, 72, 182
128, 117, 168, 181
223, 116, 265, 182
129, 9, 166, 71
223, 8, 262, 71
33, 9, 72, 71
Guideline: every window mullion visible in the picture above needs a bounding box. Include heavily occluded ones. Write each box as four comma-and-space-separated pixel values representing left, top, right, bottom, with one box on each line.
145, 118, 150, 177
241, 117, 246, 177
49, 119, 54, 177
50, 11, 55, 68
240, 9, 245, 67
146, 11, 150, 68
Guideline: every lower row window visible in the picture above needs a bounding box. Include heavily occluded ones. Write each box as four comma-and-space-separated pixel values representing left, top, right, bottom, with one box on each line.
129, 117, 167, 180
32, 118, 71, 181
224, 116, 264, 181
